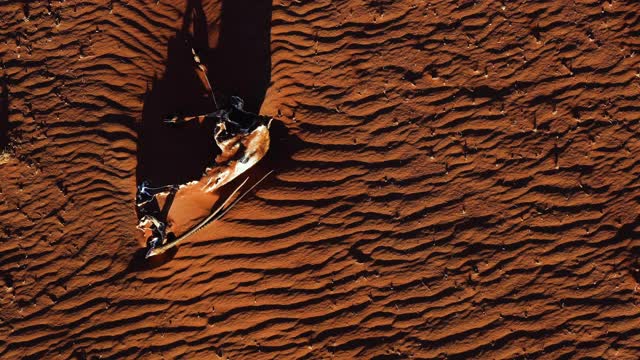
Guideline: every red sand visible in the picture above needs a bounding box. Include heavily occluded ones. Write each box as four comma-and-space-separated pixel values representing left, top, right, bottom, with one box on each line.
2, 0, 640, 359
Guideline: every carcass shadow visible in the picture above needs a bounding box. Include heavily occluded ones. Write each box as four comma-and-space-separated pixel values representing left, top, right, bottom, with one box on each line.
208, 0, 272, 113
136, 0, 272, 188
136, 4, 216, 189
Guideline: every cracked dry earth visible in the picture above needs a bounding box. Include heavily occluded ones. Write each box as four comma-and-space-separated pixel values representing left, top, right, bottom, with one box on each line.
2, 0, 640, 359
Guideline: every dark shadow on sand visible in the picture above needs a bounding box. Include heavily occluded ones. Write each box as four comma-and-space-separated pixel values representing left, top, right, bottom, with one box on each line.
136, 0, 273, 189
208, 0, 272, 113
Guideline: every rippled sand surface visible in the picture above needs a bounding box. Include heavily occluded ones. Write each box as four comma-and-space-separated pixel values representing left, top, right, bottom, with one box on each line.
2, 1, 640, 359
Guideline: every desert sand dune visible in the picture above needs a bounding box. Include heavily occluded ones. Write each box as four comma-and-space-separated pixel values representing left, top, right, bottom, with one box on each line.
2, 0, 640, 359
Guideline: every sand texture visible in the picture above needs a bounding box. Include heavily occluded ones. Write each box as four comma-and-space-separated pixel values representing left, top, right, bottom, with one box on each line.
2, 0, 640, 359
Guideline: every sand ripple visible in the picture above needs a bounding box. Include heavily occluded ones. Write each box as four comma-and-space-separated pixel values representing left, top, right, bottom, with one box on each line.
2, 0, 640, 359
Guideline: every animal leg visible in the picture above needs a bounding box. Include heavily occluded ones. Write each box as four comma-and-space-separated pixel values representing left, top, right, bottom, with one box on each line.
191, 48, 218, 109
164, 113, 214, 125
163, 47, 219, 125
